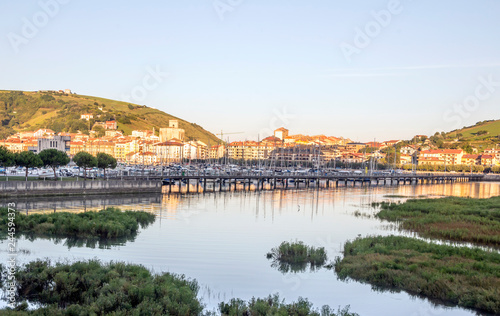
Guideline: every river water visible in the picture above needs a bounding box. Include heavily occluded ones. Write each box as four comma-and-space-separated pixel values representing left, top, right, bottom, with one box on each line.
1, 181, 499, 315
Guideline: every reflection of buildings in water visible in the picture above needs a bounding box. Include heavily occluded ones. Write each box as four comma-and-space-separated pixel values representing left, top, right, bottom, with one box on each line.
7, 194, 164, 216
161, 194, 181, 217
4, 182, 500, 218
388, 182, 500, 199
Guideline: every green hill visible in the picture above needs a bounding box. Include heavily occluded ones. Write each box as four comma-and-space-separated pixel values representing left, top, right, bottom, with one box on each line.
448, 119, 500, 140
0, 90, 220, 144
444, 119, 500, 152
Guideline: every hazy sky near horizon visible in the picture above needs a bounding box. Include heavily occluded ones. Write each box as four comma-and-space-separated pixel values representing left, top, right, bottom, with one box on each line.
1, 0, 499, 142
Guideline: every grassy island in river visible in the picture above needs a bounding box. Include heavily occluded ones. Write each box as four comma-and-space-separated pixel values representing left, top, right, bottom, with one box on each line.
374, 196, 500, 248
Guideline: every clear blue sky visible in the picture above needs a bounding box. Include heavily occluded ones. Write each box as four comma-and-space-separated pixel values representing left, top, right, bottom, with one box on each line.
1, 0, 499, 142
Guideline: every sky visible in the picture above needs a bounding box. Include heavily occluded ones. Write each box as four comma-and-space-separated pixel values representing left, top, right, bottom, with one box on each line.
1, 0, 499, 142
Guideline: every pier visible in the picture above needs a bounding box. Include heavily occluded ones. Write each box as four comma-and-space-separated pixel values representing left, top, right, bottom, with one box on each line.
0, 173, 487, 197
160, 173, 485, 193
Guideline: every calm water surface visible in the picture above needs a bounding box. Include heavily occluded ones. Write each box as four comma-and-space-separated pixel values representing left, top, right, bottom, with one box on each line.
1, 182, 499, 315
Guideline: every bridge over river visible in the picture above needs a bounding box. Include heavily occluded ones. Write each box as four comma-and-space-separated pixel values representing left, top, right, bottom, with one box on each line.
0, 173, 487, 197
161, 173, 485, 193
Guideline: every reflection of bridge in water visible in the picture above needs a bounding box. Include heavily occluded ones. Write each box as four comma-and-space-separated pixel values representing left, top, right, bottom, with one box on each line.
3, 180, 499, 217
2, 193, 163, 215
161, 173, 485, 193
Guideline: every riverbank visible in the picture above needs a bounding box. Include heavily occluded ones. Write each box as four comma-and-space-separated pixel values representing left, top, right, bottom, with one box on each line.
335, 195, 500, 314
482, 174, 500, 182
334, 236, 500, 314
0, 180, 162, 197
375, 196, 500, 248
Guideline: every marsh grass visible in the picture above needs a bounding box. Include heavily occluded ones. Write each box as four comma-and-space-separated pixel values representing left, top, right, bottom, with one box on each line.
1, 259, 203, 315
219, 294, 359, 316
0, 259, 360, 316
374, 196, 500, 248
0, 207, 155, 247
267, 241, 327, 273
335, 235, 500, 314
383, 195, 410, 198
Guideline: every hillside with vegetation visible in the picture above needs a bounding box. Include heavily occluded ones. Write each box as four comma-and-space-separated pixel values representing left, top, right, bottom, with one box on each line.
0, 90, 220, 144
401, 120, 500, 155
444, 119, 500, 151
449, 119, 500, 139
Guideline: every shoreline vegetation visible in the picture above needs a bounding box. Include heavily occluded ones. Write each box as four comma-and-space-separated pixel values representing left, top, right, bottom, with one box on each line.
0, 260, 359, 316
0, 207, 155, 248
374, 196, 500, 248
1, 259, 203, 315
334, 236, 500, 314
335, 196, 500, 314
266, 241, 329, 273
219, 295, 358, 316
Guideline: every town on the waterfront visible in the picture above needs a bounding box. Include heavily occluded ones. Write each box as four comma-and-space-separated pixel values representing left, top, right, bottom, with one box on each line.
2, 118, 499, 172
1, 1, 500, 316
0, 123, 500, 173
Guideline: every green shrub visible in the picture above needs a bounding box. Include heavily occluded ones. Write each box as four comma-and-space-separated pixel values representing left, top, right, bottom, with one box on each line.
267, 241, 328, 273
4, 259, 203, 315
219, 293, 359, 316
0, 207, 155, 248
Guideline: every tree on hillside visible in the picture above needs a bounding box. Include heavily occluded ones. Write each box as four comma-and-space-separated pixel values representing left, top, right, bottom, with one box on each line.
93, 125, 105, 138
40, 94, 55, 102
15, 151, 43, 181
68, 119, 88, 133
97, 153, 117, 178
461, 143, 474, 154
39, 149, 70, 180
73, 151, 97, 180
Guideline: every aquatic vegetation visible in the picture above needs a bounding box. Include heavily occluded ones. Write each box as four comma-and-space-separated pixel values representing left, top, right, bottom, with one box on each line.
374, 196, 500, 247
0, 207, 155, 242
267, 241, 328, 273
219, 293, 359, 316
0, 260, 361, 316
2, 259, 203, 315
335, 235, 500, 314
